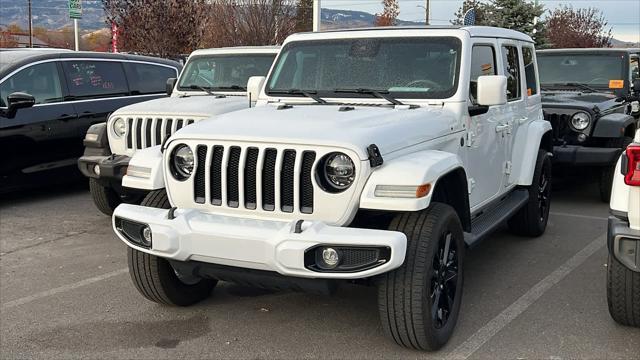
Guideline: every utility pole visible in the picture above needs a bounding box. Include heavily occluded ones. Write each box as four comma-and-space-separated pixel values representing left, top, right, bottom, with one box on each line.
313, 0, 321, 32
28, 0, 33, 47
425, 0, 430, 26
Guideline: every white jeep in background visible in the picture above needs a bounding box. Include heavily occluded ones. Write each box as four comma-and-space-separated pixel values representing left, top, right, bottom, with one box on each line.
112, 26, 552, 350
78, 46, 279, 215
608, 129, 640, 327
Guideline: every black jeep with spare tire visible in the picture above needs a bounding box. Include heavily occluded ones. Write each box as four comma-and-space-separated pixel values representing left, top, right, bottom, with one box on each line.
537, 48, 640, 201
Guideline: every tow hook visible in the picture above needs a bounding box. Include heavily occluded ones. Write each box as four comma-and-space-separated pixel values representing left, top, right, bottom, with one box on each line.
294, 219, 304, 234
167, 207, 178, 220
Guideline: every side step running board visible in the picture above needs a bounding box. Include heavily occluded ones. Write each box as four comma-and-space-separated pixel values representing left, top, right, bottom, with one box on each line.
463, 189, 529, 248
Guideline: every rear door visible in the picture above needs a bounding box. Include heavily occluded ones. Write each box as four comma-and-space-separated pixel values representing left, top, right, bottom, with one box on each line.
0, 60, 78, 178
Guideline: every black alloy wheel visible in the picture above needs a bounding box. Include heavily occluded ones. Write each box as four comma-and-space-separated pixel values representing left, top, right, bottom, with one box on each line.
430, 231, 459, 329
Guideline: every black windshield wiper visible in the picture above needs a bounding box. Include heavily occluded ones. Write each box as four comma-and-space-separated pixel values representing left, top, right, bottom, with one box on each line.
269, 89, 327, 104
333, 88, 404, 106
188, 85, 220, 96
545, 82, 598, 93
214, 85, 247, 91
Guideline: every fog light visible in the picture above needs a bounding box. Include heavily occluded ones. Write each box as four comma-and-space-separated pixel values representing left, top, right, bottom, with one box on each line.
141, 226, 152, 246
93, 164, 100, 176
577, 134, 587, 143
321, 247, 340, 269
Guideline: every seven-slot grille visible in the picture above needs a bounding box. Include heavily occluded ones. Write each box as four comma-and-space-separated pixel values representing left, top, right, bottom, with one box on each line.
125, 117, 196, 150
192, 145, 317, 214
543, 112, 574, 144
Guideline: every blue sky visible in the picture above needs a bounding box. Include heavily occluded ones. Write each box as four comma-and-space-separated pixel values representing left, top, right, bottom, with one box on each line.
321, 0, 640, 42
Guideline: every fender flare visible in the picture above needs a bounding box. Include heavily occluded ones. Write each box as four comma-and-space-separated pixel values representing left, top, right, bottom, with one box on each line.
592, 113, 637, 138
360, 150, 465, 212
511, 119, 552, 186
121, 145, 165, 191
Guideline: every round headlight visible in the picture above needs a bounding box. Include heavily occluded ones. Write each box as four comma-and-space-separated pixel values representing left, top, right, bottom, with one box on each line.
112, 118, 126, 137
571, 112, 591, 131
171, 144, 194, 180
320, 152, 355, 192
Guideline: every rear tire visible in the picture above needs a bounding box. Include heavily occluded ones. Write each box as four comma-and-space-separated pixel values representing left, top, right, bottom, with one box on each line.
599, 137, 633, 203
508, 149, 551, 237
378, 203, 465, 351
607, 254, 640, 327
128, 188, 216, 306
89, 178, 122, 215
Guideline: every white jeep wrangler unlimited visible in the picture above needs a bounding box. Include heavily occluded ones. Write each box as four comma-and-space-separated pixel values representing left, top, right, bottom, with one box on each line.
112, 27, 552, 350
608, 129, 640, 327
78, 46, 279, 215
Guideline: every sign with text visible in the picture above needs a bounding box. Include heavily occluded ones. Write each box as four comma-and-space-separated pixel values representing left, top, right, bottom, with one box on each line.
69, 0, 82, 19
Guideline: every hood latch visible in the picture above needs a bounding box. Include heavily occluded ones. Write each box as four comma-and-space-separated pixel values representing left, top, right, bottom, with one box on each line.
367, 144, 383, 168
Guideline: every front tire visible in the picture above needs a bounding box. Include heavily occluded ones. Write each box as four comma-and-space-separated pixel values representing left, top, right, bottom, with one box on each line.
89, 178, 122, 215
508, 149, 551, 237
127, 189, 217, 306
607, 255, 640, 327
378, 203, 465, 351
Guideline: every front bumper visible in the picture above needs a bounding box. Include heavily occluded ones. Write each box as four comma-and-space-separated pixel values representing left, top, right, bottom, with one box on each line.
608, 216, 640, 272
112, 204, 407, 279
553, 145, 620, 166
78, 153, 130, 185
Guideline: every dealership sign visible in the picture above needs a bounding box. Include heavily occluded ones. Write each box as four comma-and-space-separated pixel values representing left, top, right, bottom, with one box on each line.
69, 0, 82, 19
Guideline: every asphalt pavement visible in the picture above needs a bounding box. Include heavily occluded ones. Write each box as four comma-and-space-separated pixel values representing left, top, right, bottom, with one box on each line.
1, 179, 639, 359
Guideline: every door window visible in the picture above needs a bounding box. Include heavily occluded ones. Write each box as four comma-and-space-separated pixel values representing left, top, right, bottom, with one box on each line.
62, 60, 128, 99
469, 45, 496, 103
0, 62, 63, 106
501, 46, 521, 101
630, 56, 639, 82
523, 47, 538, 96
125, 63, 177, 95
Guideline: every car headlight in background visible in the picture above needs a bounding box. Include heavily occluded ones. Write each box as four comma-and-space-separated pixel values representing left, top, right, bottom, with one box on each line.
318, 152, 355, 192
570, 111, 591, 131
170, 144, 194, 180
112, 118, 126, 137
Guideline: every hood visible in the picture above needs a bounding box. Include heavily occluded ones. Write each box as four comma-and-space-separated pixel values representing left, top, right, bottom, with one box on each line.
171, 104, 458, 160
111, 95, 248, 118
541, 91, 619, 112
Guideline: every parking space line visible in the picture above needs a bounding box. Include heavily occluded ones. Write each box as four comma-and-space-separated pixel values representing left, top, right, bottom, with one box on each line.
1, 268, 128, 310
445, 234, 605, 360
549, 211, 608, 221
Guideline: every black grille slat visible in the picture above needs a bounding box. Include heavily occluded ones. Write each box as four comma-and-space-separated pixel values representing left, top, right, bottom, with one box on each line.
300, 151, 316, 214
227, 147, 241, 208
176, 119, 184, 130
126, 118, 133, 149
194, 146, 207, 203
165, 119, 173, 139
210, 146, 224, 206
280, 150, 296, 213
145, 119, 152, 147
135, 118, 143, 149
187, 119, 195, 125
155, 119, 163, 145
244, 148, 259, 210
262, 149, 277, 211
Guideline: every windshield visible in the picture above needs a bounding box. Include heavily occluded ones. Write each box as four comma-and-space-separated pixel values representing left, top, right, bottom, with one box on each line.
538, 53, 626, 89
177, 54, 275, 91
266, 37, 461, 100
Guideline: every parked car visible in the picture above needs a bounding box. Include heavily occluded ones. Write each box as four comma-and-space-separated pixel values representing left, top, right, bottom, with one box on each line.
537, 48, 640, 201
78, 46, 279, 215
608, 129, 639, 327
111, 26, 552, 351
0, 49, 181, 192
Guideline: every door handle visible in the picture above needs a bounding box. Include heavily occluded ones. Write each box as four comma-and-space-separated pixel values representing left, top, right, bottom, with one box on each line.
57, 114, 75, 122
495, 124, 510, 133
82, 111, 97, 117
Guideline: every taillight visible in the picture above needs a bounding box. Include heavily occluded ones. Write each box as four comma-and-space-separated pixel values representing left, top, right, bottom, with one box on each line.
624, 144, 640, 186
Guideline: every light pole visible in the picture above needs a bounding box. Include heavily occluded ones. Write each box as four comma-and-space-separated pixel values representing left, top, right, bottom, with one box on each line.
28, 0, 33, 47
313, 0, 321, 32
417, 1, 430, 26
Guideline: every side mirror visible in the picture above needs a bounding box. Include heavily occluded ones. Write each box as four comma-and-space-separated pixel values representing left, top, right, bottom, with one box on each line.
477, 75, 508, 106
3, 92, 35, 119
166, 78, 177, 96
247, 76, 266, 105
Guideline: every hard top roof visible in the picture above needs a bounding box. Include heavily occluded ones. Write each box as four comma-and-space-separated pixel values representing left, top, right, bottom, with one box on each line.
538, 48, 639, 54
190, 46, 280, 57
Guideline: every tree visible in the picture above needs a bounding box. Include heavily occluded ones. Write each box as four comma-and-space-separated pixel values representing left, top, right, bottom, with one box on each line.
452, 0, 546, 46
103, 0, 208, 57
295, 0, 314, 32
546, 6, 612, 48
376, 0, 400, 27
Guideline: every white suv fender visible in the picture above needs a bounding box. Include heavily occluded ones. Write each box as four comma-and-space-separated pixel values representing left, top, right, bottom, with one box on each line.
510, 119, 552, 186
121, 145, 165, 191
360, 150, 465, 211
